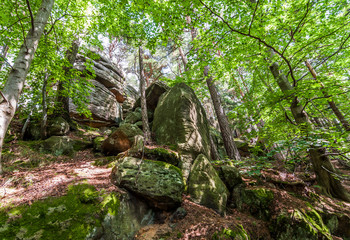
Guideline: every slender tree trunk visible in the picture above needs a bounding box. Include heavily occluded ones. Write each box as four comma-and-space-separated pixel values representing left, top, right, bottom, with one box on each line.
305, 60, 350, 131
204, 66, 241, 161
139, 46, 151, 143
41, 72, 49, 139
56, 39, 80, 121
21, 109, 33, 140
0, 0, 55, 174
0, 45, 9, 70
178, 46, 188, 72
270, 62, 350, 202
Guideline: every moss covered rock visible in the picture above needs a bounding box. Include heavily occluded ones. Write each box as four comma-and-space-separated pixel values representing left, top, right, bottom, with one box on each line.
41, 136, 74, 156
134, 81, 170, 112
111, 157, 184, 210
0, 184, 120, 240
233, 187, 274, 220
24, 122, 41, 140
129, 147, 180, 167
47, 117, 70, 137
188, 154, 229, 215
101, 123, 143, 155
93, 136, 105, 152
152, 83, 212, 179
273, 208, 332, 240
87, 192, 153, 240
218, 165, 243, 192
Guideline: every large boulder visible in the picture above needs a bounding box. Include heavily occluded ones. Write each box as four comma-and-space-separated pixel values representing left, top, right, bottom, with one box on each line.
217, 165, 243, 192
152, 83, 212, 179
70, 51, 125, 127
188, 154, 229, 215
69, 80, 122, 127
232, 187, 274, 220
47, 117, 70, 136
122, 85, 139, 118
42, 136, 74, 156
74, 53, 125, 98
111, 157, 184, 210
88, 192, 154, 240
123, 107, 153, 125
101, 123, 143, 155
134, 81, 170, 112
24, 123, 41, 140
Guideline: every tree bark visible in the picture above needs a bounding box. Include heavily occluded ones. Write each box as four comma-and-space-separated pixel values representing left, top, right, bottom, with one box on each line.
21, 109, 32, 140
305, 60, 350, 131
0, 45, 9, 70
178, 46, 188, 72
0, 0, 55, 174
41, 72, 49, 139
204, 66, 241, 161
56, 39, 80, 121
270, 62, 350, 202
139, 46, 151, 143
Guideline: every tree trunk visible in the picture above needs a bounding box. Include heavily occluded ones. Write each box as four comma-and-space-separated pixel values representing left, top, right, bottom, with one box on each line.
178, 46, 188, 72
270, 62, 350, 202
41, 72, 49, 139
0, 0, 55, 174
21, 109, 33, 140
0, 45, 9, 70
305, 60, 350, 131
139, 46, 151, 143
204, 66, 241, 161
56, 39, 80, 121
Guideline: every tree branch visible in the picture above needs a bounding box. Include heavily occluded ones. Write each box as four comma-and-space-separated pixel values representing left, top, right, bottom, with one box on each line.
25, 0, 35, 31
0, 55, 14, 70
297, 33, 350, 82
291, 22, 350, 60
282, 0, 311, 55
14, 0, 28, 50
198, 0, 297, 86
285, 111, 298, 126
249, 0, 259, 35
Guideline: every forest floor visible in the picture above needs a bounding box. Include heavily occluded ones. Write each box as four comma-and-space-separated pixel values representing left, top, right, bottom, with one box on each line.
1, 124, 350, 239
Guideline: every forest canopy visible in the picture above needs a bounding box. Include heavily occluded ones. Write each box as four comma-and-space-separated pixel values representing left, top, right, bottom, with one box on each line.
0, 0, 350, 198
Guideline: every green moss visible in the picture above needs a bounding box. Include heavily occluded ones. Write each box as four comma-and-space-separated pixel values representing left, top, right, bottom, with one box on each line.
212, 225, 250, 240
144, 147, 180, 166
252, 188, 274, 204
295, 209, 331, 239
144, 159, 183, 177
275, 208, 332, 240
92, 156, 116, 166
72, 139, 92, 151
0, 184, 120, 240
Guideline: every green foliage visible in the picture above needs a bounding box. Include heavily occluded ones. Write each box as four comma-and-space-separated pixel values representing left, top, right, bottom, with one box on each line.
212, 225, 250, 240
0, 184, 120, 240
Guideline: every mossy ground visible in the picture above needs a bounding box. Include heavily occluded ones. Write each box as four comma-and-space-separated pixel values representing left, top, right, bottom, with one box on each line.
212, 225, 250, 240
0, 184, 120, 240
1, 141, 66, 171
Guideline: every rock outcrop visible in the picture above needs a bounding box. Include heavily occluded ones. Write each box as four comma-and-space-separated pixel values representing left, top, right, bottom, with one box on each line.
111, 157, 184, 210
152, 83, 212, 179
42, 136, 75, 156
134, 81, 170, 112
47, 117, 70, 136
69, 51, 125, 127
188, 154, 229, 215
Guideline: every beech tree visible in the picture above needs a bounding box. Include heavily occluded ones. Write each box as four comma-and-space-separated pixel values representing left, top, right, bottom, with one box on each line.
0, 0, 55, 174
